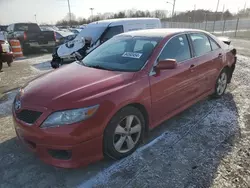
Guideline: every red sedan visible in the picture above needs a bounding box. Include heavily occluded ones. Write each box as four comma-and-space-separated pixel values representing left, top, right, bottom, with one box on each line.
12, 29, 237, 168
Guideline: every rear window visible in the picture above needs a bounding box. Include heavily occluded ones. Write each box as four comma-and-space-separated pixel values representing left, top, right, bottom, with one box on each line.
14, 24, 40, 32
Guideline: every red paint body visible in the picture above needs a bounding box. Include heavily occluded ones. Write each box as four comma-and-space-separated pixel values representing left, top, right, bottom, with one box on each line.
12, 29, 236, 168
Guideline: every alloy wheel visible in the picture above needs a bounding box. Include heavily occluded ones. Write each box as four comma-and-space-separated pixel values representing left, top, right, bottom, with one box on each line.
217, 72, 228, 95
113, 115, 142, 153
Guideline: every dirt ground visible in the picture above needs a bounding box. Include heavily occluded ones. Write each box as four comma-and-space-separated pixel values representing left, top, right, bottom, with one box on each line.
0, 40, 250, 188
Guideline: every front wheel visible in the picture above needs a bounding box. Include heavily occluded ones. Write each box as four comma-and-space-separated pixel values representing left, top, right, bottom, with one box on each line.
104, 106, 145, 159
212, 69, 228, 98
0, 60, 2, 72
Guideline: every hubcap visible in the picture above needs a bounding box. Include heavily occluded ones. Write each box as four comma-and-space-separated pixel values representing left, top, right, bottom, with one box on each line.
217, 72, 227, 95
113, 115, 142, 153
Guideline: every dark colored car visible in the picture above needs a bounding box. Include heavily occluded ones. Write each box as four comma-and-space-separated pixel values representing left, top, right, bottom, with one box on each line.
12, 29, 237, 168
7, 23, 56, 54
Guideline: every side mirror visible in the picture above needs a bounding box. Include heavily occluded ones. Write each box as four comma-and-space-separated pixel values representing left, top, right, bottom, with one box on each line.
156, 59, 177, 70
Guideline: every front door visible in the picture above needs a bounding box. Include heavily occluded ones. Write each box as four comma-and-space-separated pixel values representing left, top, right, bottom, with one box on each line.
149, 34, 198, 125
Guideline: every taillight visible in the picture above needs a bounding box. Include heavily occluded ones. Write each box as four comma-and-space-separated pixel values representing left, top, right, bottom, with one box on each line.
0, 40, 4, 53
23, 32, 27, 40
54, 32, 56, 41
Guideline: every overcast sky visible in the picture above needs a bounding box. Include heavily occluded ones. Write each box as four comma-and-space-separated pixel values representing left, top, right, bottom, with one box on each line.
0, 0, 248, 24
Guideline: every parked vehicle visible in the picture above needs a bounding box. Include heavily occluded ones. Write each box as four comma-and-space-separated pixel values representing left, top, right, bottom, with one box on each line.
12, 29, 237, 168
7, 23, 56, 54
0, 32, 13, 71
51, 18, 161, 68
54, 31, 76, 46
70, 28, 82, 35
0, 25, 8, 32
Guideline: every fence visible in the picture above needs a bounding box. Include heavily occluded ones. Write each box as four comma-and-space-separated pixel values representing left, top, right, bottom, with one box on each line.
161, 18, 250, 38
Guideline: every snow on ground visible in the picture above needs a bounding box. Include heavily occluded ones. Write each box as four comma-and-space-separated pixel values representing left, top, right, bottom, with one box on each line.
16, 54, 52, 72
0, 90, 18, 118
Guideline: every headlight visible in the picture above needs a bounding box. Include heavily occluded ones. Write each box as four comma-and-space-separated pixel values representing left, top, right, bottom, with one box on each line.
40, 105, 99, 129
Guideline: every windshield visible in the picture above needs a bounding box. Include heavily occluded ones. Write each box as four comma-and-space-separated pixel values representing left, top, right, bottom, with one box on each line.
14, 24, 40, 32
80, 35, 162, 72
76, 26, 107, 44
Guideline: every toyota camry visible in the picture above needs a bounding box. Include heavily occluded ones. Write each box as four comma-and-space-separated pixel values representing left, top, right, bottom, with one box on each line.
12, 29, 237, 168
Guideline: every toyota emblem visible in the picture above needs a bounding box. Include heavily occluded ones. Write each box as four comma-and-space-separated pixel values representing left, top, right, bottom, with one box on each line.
15, 100, 21, 111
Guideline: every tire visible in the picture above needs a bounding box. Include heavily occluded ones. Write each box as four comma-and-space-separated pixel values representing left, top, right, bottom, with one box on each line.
51, 61, 60, 69
0, 61, 2, 72
7, 57, 14, 67
212, 69, 228, 98
104, 106, 145, 160
46, 48, 54, 53
20, 43, 28, 55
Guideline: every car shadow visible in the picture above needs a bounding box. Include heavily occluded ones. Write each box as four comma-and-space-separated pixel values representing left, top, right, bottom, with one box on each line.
0, 93, 240, 188
32, 61, 52, 71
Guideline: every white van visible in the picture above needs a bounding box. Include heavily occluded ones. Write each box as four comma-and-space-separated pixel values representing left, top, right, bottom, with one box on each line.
51, 18, 161, 68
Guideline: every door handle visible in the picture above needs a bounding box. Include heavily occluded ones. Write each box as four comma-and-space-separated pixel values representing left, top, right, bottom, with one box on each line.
189, 64, 195, 72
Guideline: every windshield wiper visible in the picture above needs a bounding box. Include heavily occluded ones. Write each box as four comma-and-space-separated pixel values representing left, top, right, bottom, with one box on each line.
87, 65, 112, 71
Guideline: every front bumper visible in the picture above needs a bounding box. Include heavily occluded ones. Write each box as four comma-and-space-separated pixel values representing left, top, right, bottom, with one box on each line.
13, 113, 104, 168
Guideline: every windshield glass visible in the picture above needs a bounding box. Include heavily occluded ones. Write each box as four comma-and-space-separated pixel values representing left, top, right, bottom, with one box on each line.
76, 26, 107, 44
14, 24, 40, 32
80, 35, 162, 72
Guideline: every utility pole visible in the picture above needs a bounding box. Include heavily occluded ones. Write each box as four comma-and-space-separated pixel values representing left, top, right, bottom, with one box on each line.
166, 0, 176, 27
171, 0, 176, 24
212, 0, 220, 32
193, 4, 196, 23
244, 1, 247, 13
67, 0, 72, 26
34, 14, 37, 24
221, 4, 225, 20
90, 8, 94, 19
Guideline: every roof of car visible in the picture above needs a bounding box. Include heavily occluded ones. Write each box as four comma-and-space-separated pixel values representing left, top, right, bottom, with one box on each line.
87, 18, 160, 27
118, 28, 206, 38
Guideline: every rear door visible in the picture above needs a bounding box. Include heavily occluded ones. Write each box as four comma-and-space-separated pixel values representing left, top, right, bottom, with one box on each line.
149, 34, 199, 124
188, 33, 221, 94
207, 36, 224, 86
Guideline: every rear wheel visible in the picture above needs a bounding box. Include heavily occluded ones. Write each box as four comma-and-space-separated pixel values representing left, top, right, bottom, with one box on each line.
104, 106, 145, 159
212, 69, 228, 98
7, 57, 14, 67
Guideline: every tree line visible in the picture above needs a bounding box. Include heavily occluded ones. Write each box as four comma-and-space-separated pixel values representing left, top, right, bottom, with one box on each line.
55, 8, 249, 26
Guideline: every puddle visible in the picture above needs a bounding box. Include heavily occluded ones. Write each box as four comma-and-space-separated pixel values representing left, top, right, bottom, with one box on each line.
32, 61, 52, 71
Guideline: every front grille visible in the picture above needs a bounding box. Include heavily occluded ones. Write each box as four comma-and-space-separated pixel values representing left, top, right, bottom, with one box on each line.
16, 110, 42, 124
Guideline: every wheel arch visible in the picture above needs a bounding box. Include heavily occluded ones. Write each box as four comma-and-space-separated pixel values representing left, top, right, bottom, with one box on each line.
103, 102, 150, 140
223, 65, 235, 83
102, 102, 150, 159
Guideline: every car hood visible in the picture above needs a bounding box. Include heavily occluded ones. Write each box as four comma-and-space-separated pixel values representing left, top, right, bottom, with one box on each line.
21, 62, 134, 109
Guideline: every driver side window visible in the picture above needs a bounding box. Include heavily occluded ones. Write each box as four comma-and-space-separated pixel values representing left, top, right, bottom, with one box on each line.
101, 25, 124, 43
159, 34, 191, 63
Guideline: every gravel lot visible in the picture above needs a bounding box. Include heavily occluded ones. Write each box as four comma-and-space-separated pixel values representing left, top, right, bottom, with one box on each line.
0, 40, 250, 188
